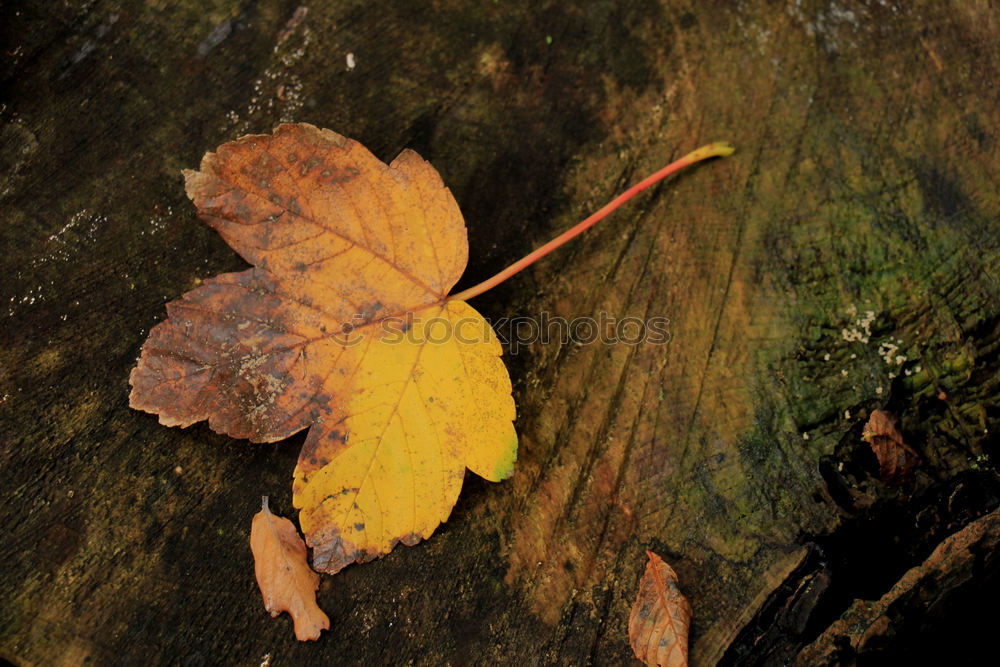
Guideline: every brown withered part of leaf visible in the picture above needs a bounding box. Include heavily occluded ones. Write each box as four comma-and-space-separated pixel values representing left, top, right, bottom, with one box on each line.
250, 497, 330, 641
862, 409, 921, 484
629, 550, 692, 667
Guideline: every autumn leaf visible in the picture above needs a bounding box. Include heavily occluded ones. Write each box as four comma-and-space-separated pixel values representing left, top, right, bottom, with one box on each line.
129, 122, 732, 574
130, 123, 516, 573
250, 497, 330, 641
862, 409, 920, 484
629, 551, 692, 667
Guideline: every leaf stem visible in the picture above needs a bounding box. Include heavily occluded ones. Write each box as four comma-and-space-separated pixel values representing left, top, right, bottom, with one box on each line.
449, 142, 734, 303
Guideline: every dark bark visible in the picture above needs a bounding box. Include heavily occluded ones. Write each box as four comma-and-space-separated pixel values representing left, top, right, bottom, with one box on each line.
2, 1, 999, 665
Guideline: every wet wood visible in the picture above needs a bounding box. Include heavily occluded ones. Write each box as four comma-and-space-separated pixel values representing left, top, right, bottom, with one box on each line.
2, 1, 999, 664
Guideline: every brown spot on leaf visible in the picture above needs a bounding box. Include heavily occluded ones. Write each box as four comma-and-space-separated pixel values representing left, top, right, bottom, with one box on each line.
317, 165, 360, 185
399, 532, 422, 547
308, 523, 366, 574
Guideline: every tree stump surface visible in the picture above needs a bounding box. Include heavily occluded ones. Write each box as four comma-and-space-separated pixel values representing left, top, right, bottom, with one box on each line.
2, 2, 999, 665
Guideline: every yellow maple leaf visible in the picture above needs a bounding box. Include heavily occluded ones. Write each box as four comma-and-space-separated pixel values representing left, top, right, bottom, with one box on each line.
129, 123, 732, 574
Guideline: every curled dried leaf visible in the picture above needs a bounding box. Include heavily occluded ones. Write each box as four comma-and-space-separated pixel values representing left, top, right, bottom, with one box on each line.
862, 410, 920, 484
629, 551, 691, 667
250, 497, 330, 641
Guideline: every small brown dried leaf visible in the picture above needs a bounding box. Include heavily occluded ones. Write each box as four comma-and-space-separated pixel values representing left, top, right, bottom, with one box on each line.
250, 497, 330, 641
629, 551, 691, 667
862, 410, 921, 484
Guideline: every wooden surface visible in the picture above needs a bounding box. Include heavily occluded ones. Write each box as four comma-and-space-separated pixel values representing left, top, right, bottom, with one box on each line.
2, 1, 999, 664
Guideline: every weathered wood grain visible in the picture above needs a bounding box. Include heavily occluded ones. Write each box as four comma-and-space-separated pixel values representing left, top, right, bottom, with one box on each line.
2, 1, 999, 665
